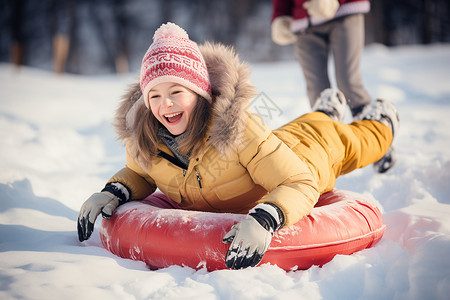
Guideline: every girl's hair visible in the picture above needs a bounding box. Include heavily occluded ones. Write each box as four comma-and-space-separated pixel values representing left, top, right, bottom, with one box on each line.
134, 95, 212, 164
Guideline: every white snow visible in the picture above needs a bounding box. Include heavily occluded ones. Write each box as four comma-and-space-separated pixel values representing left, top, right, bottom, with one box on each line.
1, 43, 450, 299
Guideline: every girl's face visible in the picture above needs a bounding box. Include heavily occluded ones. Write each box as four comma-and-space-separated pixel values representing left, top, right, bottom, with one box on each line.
148, 82, 198, 135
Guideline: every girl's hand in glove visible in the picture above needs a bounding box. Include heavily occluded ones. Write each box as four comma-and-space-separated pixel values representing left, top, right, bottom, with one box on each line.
77, 191, 120, 242
222, 215, 272, 269
222, 203, 284, 269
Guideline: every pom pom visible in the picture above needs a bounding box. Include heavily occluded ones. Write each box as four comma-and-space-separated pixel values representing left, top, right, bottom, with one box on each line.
153, 22, 189, 41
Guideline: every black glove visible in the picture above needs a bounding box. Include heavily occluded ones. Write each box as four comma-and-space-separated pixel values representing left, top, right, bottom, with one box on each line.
77, 183, 129, 242
222, 203, 284, 269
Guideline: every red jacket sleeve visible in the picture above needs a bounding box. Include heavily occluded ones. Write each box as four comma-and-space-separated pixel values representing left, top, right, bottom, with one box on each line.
271, 0, 294, 21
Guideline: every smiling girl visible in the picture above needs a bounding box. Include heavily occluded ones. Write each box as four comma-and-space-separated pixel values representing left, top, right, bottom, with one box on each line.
78, 22, 399, 270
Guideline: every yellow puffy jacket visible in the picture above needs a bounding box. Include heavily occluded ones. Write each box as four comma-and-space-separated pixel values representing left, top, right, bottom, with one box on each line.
108, 42, 392, 227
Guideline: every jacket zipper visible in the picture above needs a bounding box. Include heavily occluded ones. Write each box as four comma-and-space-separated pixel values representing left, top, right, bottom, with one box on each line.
158, 151, 202, 189
195, 167, 202, 189
182, 167, 201, 189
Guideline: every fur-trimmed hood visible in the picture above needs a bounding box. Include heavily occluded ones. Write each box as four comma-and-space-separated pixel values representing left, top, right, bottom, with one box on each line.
114, 42, 257, 156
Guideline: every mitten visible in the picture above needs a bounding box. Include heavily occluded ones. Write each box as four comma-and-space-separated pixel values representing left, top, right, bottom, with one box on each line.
271, 16, 297, 46
222, 203, 284, 269
303, 0, 339, 19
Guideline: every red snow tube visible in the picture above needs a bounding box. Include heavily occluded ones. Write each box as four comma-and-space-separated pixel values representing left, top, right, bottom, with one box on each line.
100, 189, 386, 271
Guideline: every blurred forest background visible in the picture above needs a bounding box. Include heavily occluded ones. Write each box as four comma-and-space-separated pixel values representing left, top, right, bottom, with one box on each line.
1, 0, 449, 75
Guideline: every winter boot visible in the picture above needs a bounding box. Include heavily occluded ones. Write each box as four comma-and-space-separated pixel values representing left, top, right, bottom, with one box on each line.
312, 88, 347, 122
357, 99, 400, 173
373, 146, 397, 173
357, 98, 399, 137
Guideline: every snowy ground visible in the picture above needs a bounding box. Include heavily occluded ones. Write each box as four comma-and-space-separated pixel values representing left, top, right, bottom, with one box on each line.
1, 44, 450, 299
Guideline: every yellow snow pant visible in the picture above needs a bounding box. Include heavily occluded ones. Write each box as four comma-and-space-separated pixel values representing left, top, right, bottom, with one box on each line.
273, 112, 393, 194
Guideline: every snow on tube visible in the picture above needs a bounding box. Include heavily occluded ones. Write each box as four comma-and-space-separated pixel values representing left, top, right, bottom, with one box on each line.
100, 189, 386, 271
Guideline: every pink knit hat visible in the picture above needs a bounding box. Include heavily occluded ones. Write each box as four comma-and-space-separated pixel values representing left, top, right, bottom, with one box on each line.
140, 22, 212, 108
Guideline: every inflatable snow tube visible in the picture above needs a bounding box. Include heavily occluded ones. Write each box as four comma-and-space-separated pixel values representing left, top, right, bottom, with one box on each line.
100, 189, 386, 271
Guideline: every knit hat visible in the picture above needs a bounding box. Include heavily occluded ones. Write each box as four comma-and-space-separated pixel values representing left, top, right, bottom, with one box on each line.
140, 22, 212, 108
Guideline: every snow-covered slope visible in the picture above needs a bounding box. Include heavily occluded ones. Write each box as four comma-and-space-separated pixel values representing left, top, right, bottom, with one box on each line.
1, 44, 449, 299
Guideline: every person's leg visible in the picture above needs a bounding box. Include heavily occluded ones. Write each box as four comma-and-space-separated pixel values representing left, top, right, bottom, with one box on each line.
356, 98, 400, 173
337, 120, 392, 175
294, 28, 331, 107
274, 111, 392, 194
330, 14, 371, 116
322, 96, 398, 176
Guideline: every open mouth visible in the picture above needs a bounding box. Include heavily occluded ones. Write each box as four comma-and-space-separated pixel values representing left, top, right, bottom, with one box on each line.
164, 112, 183, 123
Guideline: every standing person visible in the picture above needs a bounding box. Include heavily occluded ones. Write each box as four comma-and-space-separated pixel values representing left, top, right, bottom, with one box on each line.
271, 0, 395, 173
271, 0, 370, 116
77, 23, 399, 269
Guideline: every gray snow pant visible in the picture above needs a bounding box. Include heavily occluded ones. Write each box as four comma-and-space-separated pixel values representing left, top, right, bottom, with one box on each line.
294, 14, 370, 116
